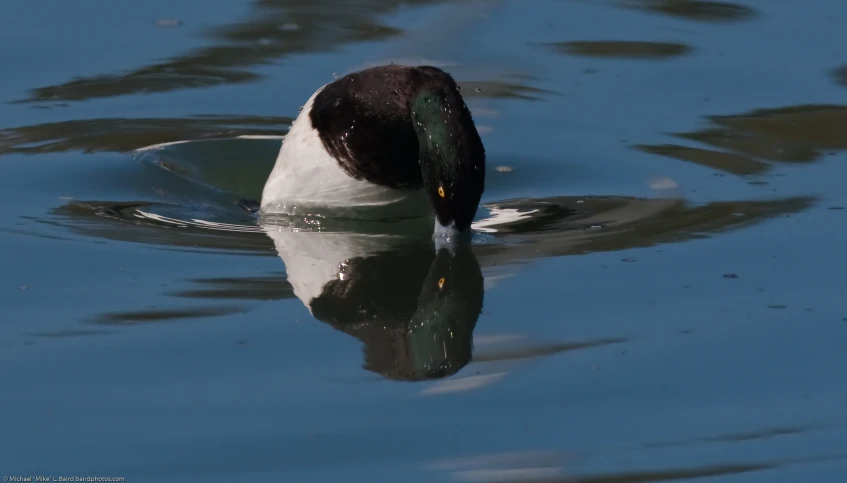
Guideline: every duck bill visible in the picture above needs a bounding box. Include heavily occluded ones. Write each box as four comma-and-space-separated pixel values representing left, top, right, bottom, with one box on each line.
433, 219, 471, 253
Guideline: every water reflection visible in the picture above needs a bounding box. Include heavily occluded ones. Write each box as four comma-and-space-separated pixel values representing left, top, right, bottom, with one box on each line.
636, 104, 847, 176
458, 80, 554, 100
13, 0, 436, 103
547, 41, 692, 60
61, 212, 484, 380
171, 273, 293, 300
268, 231, 483, 380
0, 116, 289, 155
45, 200, 274, 255
20, 136, 815, 380
620, 0, 756, 22
430, 447, 840, 482
7, 103, 845, 184
42, 193, 814, 262
436, 458, 795, 483
471, 195, 813, 262
11, 0, 542, 105
636, 144, 769, 176
92, 305, 250, 325
832, 65, 847, 87
645, 424, 825, 448
471, 336, 628, 363
25, 190, 812, 377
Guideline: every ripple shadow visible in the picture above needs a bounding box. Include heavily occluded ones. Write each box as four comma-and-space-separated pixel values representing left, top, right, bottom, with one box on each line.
11, 0, 457, 104
619, 0, 757, 22
636, 104, 847, 176
546, 41, 692, 60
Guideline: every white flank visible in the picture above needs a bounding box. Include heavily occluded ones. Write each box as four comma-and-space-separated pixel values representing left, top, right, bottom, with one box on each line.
260, 86, 429, 214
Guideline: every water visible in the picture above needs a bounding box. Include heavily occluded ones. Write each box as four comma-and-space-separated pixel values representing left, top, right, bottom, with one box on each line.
2, 0, 847, 481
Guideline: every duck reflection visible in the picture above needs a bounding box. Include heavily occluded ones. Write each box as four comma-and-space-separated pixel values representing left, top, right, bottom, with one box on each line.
264, 228, 484, 380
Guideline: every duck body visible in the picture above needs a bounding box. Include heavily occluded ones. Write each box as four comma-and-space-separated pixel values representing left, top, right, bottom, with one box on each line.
260, 65, 486, 235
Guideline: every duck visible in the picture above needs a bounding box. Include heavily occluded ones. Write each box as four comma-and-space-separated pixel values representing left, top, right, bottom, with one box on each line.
256, 64, 486, 238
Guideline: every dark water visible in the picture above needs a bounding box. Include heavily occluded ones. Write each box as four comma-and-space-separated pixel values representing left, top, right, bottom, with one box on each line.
2, 0, 847, 481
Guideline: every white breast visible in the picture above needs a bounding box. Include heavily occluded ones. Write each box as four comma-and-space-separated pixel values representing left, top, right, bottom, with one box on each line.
260, 86, 429, 216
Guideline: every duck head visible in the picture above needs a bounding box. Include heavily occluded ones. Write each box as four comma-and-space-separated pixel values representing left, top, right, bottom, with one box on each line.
409, 67, 486, 238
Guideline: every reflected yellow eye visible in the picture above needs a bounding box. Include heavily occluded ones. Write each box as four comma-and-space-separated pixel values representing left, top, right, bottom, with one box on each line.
437, 186, 445, 198
438, 277, 445, 289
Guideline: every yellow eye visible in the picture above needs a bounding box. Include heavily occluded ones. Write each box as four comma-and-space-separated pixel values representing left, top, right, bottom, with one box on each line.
437, 186, 445, 198
438, 277, 445, 289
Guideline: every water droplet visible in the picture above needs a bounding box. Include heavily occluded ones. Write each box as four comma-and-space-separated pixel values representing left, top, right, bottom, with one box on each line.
475, 88, 482, 93
298, 105, 303, 112
333, 72, 338, 79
